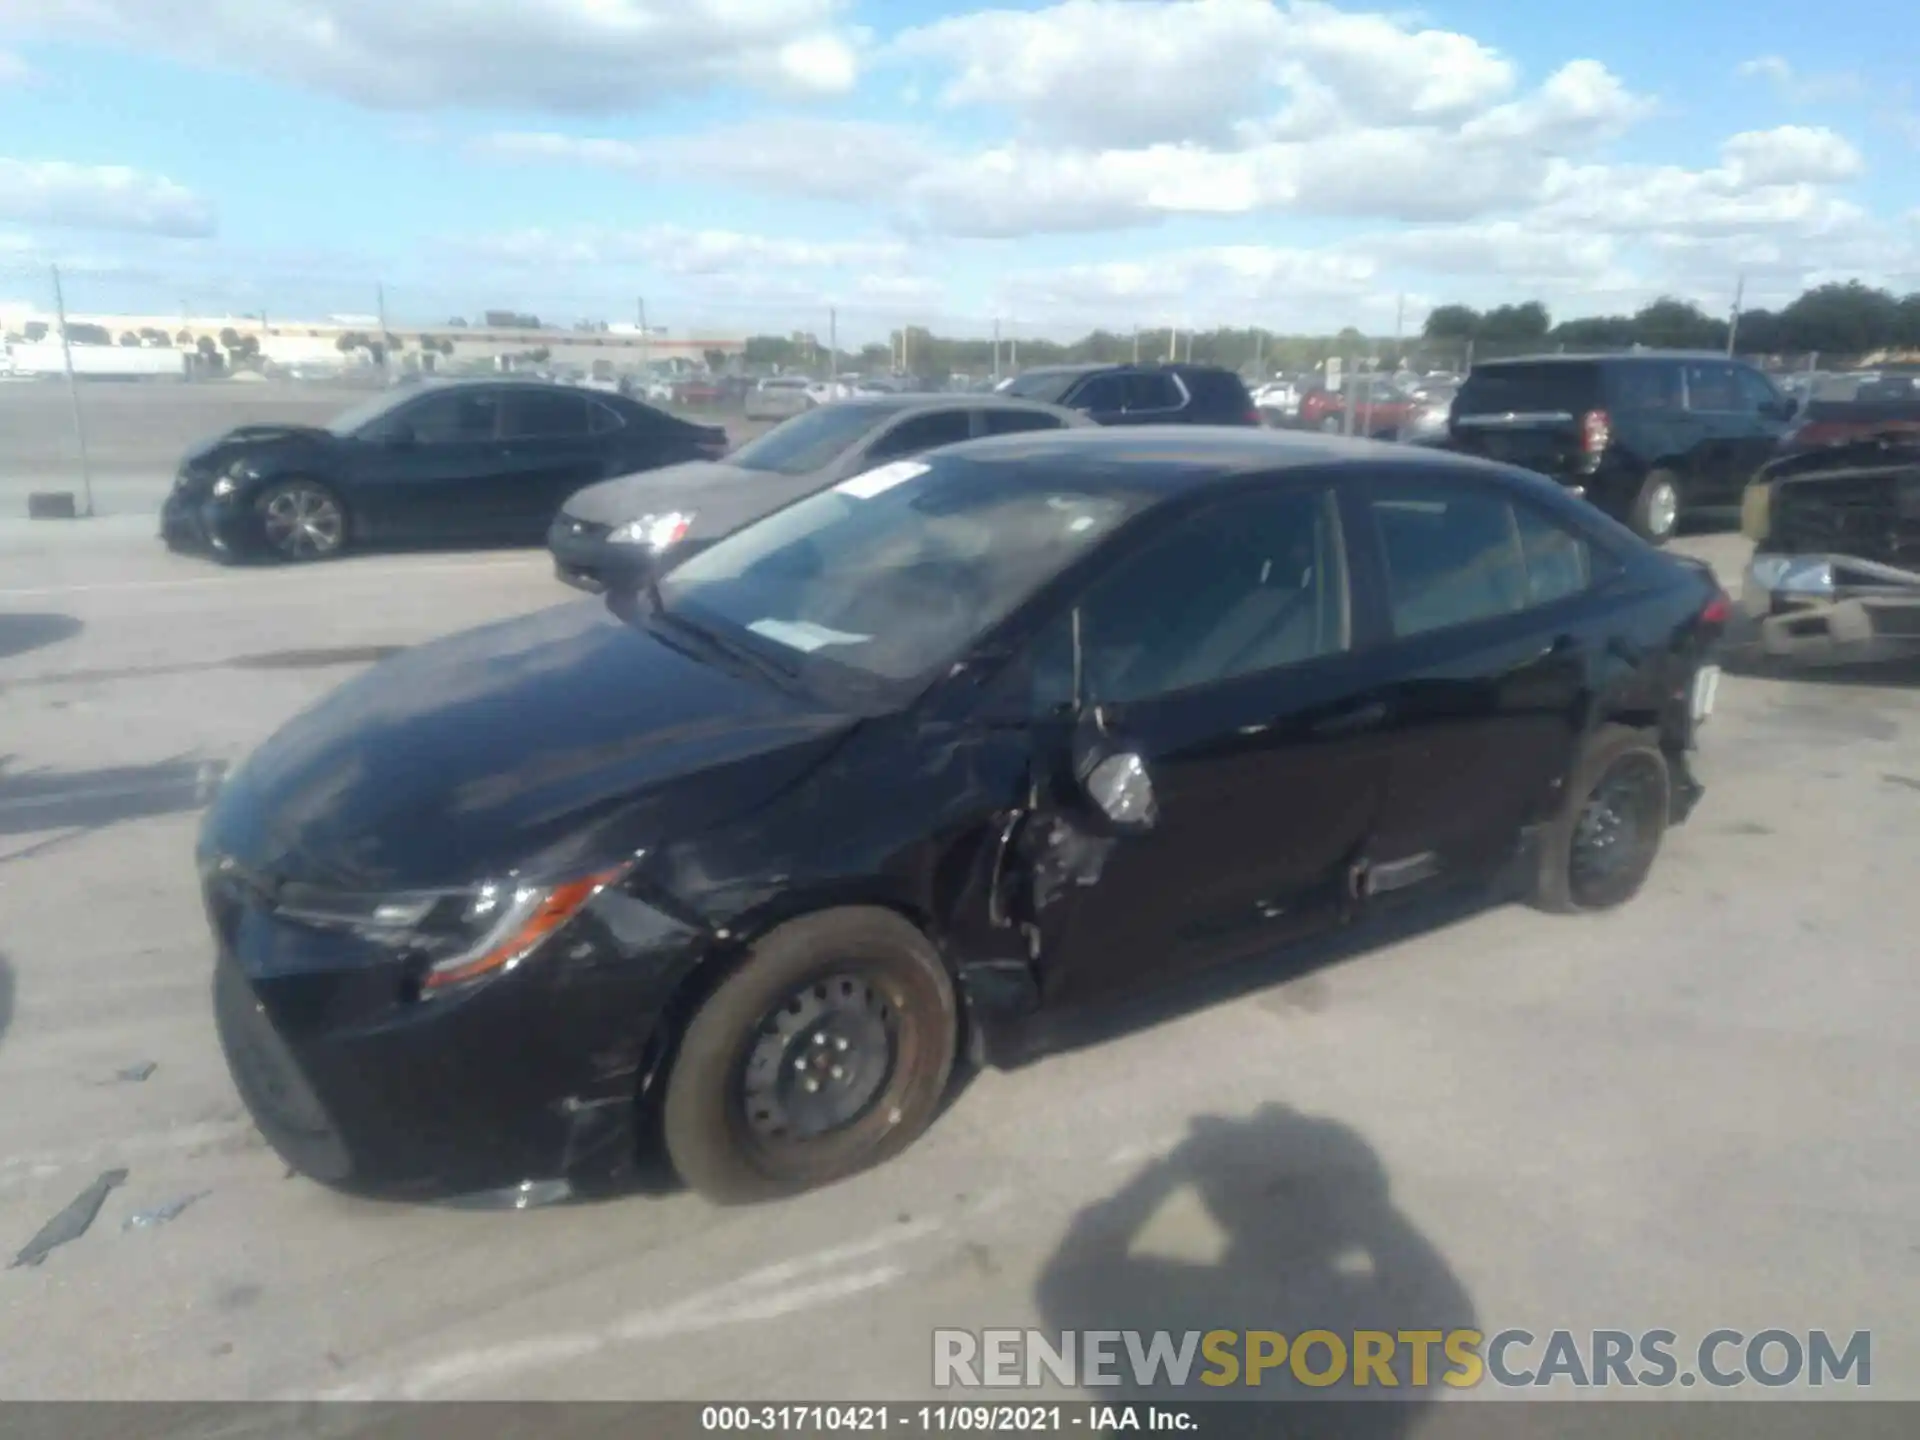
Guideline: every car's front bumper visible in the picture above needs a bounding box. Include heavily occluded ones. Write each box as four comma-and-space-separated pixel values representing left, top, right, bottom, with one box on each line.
206, 867, 710, 1196
1740, 551, 1920, 663
547, 514, 618, 592
159, 488, 246, 557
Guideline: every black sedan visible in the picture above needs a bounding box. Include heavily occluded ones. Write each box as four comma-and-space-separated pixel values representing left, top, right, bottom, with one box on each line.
160, 379, 727, 563
547, 393, 1090, 592
201, 427, 1728, 1203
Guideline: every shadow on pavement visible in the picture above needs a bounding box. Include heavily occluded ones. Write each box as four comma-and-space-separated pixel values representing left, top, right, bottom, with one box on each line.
0, 613, 82, 662
0, 754, 226, 858
1722, 644, 1920, 690
1035, 1103, 1476, 1436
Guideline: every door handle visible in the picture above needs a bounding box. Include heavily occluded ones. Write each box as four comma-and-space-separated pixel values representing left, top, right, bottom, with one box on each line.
1312, 698, 1388, 737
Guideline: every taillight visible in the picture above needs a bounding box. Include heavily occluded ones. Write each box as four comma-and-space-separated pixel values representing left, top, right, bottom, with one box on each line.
1700, 590, 1731, 626
1581, 409, 1611, 456
1245, 407, 1263, 427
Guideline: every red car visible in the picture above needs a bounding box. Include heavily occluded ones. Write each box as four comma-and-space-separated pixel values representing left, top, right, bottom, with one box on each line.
1779, 371, 1920, 454
1297, 382, 1422, 438
674, 377, 724, 407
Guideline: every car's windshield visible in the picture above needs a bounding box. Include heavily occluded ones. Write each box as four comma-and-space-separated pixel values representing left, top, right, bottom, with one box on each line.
728, 404, 896, 475
998, 370, 1080, 403
654, 454, 1152, 687
324, 388, 411, 437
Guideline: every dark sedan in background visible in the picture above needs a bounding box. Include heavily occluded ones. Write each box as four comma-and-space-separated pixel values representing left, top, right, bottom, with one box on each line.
548, 393, 1090, 592
160, 378, 727, 563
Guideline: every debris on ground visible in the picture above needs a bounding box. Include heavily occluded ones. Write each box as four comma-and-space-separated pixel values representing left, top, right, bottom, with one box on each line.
10, 1169, 129, 1268
102, 1061, 158, 1084
123, 1191, 209, 1232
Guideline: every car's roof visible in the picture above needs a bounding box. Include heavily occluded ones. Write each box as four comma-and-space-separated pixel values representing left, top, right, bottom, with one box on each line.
1473, 351, 1744, 367
821, 394, 1082, 419
929, 423, 1524, 496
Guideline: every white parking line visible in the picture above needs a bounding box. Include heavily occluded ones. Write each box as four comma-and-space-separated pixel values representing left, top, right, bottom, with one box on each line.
0, 555, 542, 600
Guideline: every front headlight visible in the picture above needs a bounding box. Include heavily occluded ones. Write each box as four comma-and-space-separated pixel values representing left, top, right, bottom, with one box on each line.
273, 861, 632, 993
608, 511, 695, 549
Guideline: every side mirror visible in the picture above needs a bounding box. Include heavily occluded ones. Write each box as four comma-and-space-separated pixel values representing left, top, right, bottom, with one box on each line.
1069, 713, 1157, 833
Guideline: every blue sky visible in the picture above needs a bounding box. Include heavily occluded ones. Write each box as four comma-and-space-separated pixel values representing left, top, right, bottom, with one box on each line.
0, 0, 1914, 343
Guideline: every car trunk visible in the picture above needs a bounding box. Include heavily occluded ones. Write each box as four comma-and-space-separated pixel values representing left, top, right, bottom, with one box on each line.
1448, 362, 1603, 477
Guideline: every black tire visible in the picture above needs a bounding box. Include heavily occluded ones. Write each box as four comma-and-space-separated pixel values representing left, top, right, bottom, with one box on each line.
254, 478, 349, 562
1533, 725, 1671, 914
213, 960, 355, 1185
661, 907, 959, 1204
1627, 468, 1682, 546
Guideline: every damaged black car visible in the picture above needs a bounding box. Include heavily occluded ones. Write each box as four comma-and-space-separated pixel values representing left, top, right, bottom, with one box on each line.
1738, 434, 1920, 663
201, 428, 1728, 1204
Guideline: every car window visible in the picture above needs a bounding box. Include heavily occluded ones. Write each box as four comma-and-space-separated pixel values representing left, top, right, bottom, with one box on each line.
1123, 372, 1185, 412
1609, 362, 1683, 411
1370, 480, 1530, 638
402, 390, 503, 443
981, 408, 1066, 436
728, 404, 895, 475
500, 388, 592, 439
1457, 363, 1600, 416
1510, 501, 1596, 606
1027, 487, 1350, 711
1070, 374, 1128, 412
1683, 362, 1741, 413
865, 410, 974, 464
1733, 367, 1782, 414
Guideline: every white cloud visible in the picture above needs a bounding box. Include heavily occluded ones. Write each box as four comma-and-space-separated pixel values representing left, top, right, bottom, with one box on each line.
0, 159, 216, 236
4, 0, 863, 110
462, 224, 912, 275
891, 0, 1515, 148
478, 120, 935, 203
1737, 56, 1868, 106
0, 50, 31, 84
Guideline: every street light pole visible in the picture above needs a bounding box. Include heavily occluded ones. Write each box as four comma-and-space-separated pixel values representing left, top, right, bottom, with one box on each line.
51, 264, 95, 518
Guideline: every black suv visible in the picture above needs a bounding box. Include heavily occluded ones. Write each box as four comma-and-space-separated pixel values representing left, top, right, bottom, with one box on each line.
1443, 353, 1796, 543
997, 362, 1260, 427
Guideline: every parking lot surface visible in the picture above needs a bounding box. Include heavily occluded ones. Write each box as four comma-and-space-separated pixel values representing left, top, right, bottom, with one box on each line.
2, 417, 1918, 1403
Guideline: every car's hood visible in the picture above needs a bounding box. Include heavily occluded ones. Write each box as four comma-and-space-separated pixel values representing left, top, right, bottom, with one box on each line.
560, 462, 756, 525
200, 600, 860, 891
183, 423, 335, 469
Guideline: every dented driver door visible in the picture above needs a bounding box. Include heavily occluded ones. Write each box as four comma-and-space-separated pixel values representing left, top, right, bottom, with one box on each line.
973, 654, 1393, 1014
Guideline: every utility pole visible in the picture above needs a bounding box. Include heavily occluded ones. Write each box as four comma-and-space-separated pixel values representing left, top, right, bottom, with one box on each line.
828, 308, 838, 386
1131, 326, 1140, 364
992, 318, 1002, 382
51, 264, 95, 518
375, 281, 391, 382
1393, 293, 1406, 368
1252, 330, 1264, 378
637, 297, 651, 376
1166, 324, 1177, 362
1726, 274, 1746, 357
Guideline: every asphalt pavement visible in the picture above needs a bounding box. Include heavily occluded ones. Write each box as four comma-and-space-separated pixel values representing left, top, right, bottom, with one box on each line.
0, 387, 1916, 1408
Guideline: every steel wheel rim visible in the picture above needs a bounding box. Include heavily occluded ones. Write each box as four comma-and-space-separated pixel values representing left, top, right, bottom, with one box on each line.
1647, 482, 1678, 537
739, 972, 898, 1146
1568, 753, 1664, 906
264, 487, 343, 558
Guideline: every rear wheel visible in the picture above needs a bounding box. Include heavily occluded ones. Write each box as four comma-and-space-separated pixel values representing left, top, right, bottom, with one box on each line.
1628, 469, 1682, 546
661, 908, 958, 1203
1534, 725, 1671, 913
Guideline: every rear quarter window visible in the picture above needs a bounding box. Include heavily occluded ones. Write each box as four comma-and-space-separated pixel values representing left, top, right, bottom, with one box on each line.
1457, 364, 1601, 416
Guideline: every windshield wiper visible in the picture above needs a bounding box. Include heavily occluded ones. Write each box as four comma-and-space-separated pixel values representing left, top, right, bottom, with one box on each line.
643, 594, 803, 691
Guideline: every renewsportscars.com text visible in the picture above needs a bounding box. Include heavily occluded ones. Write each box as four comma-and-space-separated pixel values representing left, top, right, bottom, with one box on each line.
933, 1328, 1872, 1391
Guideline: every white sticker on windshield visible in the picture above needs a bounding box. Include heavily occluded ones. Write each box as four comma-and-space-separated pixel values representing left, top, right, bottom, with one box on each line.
747, 618, 873, 653
835, 459, 930, 499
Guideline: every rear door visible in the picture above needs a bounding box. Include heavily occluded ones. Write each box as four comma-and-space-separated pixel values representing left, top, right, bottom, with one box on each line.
1450, 362, 1602, 479
1113, 370, 1189, 425
351, 387, 516, 543
857, 407, 978, 467
1349, 470, 1610, 900
496, 387, 606, 534
1678, 360, 1757, 507
1063, 372, 1130, 423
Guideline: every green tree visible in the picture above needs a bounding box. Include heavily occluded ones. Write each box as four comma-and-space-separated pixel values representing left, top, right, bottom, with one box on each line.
1779, 281, 1899, 355
1478, 301, 1551, 343
1422, 304, 1481, 342
1631, 297, 1726, 350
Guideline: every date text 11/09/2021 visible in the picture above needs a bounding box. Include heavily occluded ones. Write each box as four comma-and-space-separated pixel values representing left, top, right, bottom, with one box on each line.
701, 1406, 1192, 1431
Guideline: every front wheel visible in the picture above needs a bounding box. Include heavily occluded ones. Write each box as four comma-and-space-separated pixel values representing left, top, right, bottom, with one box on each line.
1320, 415, 1344, 433
255, 479, 348, 562
1533, 725, 1671, 913
661, 908, 959, 1203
